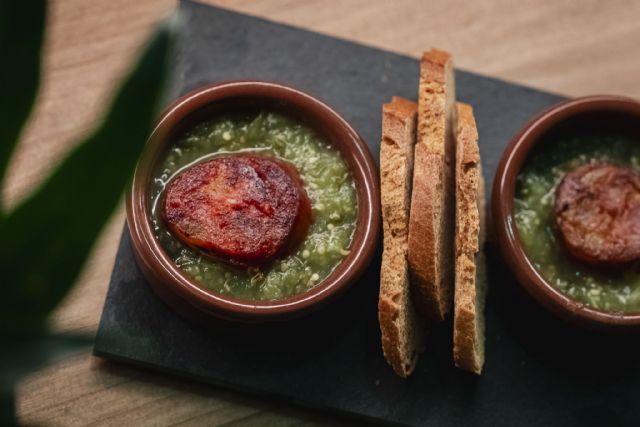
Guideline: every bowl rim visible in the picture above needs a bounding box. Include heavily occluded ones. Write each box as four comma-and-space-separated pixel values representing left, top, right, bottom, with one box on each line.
126, 80, 380, 322
492, 94, 640, 329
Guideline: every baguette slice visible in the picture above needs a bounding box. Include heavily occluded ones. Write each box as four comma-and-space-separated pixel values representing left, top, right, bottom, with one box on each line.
379, 96, 426, 378
453, 102, 487, 375
408, 49, 457, 321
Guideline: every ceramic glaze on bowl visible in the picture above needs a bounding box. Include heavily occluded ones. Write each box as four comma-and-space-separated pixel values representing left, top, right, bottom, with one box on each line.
127, 81, 380, 324
492, 95, 640, 332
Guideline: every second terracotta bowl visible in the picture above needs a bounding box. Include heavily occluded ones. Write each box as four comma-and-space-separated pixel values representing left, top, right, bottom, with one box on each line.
492, 95, 640, 332
126, 81, 380, 325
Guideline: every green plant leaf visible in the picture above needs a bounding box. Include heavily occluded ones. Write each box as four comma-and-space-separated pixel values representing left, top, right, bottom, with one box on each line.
0, 22, 174, 331
1, 387, 16, 427
0, 332, 92, 388
0, 0, 46, 204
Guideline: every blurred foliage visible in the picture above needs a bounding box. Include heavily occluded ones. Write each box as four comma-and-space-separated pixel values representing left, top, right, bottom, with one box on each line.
0, 1, 45, 195
0, 1, 175, 424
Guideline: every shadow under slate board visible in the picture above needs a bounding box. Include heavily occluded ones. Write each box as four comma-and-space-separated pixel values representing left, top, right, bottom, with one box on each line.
94, 1, 640, 426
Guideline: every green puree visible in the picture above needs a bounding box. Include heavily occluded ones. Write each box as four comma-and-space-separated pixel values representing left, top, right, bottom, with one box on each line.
515, 135, 640, 313
151, 111, 358, 301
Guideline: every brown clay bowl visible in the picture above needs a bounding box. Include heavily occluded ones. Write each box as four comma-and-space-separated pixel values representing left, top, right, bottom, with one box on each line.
127, 81, 380, 325
492, 95, 640, 332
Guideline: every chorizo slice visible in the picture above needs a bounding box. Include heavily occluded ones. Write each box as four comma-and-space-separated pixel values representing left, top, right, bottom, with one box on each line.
555, 162, 640, 265
163, 154, 311, 266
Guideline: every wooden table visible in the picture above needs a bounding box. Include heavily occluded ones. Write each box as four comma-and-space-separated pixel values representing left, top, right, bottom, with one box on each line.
14, 0, 640, 425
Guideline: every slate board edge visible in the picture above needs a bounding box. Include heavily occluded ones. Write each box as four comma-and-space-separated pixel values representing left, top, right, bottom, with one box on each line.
178, 0, 567, 102
93, 342, 398, 427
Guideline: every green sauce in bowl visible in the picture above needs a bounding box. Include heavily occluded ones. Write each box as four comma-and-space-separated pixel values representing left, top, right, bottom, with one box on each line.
150, 111, 358, 301
515, 134, 640, 313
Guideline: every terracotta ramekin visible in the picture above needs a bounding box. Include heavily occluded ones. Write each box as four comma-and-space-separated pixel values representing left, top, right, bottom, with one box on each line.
492, 95, 640, 332
127, 81, 380, 325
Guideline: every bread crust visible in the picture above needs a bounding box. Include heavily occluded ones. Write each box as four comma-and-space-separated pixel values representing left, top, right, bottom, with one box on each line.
379, 96, 426, 377
408, 49, 457, 321
453, 102, 486, 375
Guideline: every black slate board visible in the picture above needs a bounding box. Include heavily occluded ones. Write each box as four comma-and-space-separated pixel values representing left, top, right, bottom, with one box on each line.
94, 2, 640, 426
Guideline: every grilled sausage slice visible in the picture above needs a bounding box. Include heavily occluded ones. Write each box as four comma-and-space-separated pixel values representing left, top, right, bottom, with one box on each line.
555, 162, 640, 265
163, 154, 311, 266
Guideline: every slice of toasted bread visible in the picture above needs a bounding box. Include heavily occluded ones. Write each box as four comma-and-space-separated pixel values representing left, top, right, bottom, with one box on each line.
408, 49, 457, 321
453, 102, 487, 375
379, 96, 426, 378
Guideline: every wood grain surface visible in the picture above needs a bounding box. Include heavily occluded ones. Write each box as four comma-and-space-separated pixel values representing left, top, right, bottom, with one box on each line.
13, 0, 640, 425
